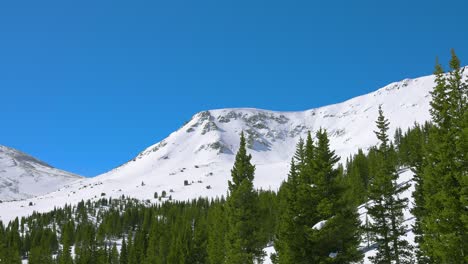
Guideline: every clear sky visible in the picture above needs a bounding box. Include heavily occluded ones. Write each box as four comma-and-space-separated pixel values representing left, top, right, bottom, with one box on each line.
1, 0, 467, 176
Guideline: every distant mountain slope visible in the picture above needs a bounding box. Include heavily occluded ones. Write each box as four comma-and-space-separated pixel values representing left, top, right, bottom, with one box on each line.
1, 69, 466, 223
0, 145, 82, 201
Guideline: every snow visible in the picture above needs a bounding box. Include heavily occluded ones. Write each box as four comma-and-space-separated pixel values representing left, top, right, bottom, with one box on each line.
0, 70, 456, 226
312, 219, 327, 230
0, 145, 82, 202
262, 245, 275, 264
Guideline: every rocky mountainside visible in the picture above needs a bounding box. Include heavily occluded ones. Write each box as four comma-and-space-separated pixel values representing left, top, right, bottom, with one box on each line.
0, 145, 82, 202
2, 69, 465, 223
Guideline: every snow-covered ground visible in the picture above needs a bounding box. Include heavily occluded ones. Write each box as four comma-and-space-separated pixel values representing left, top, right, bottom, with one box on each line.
0, 145, 82, 202
1, 70, 460, 225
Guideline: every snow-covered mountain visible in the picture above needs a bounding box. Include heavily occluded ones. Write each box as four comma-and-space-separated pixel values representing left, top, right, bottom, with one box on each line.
0, 145, 82, 202
1, 70, 463, 223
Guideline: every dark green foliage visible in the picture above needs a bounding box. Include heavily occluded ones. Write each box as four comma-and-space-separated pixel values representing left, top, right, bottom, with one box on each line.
418, 50, 467, 263
225, 132, 263, 263
344, 149, 370, 205
308, 129, 362, 263
207, 201, 226, 264
275, 130, 362, 263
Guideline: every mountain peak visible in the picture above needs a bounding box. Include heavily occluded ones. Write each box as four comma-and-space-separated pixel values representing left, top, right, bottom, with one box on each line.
0, 145, 52, 168
0, 145, 82, 201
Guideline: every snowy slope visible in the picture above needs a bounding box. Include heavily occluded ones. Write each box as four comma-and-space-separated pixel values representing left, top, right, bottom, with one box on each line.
0, 70, 463, 223
0, 145, 82, 202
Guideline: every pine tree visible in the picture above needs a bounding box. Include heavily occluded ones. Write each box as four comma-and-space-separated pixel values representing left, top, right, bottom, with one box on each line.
207, 203, 226, 264
345, 149, 369, 205
365, 106, 413, 264
275, 133, 322, 263
0, 222, 4, 264
306, 129, 362, 263
225, 132, 262, 264
274, 158, 304, 263
3, 220, 22, 264
109, 243, 119, 264
276, 131, 361, 263
119, 237, 127, 264
58, 239, 73, 264
410, 66, 443, 264
419, 50, 467, 263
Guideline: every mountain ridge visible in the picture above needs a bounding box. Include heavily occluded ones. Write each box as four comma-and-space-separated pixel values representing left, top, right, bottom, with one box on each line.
0, 145, 82, 202
1, 69, 466, 223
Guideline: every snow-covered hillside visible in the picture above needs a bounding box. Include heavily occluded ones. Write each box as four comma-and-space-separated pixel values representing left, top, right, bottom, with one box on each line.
1, 70, 462, 223
0, 145, 82, 202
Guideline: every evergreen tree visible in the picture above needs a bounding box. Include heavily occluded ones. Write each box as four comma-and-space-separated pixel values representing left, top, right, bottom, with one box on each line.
306, 129, 362, 263
225, 132, 262, 264
58, 239, 73, 264
345, 149, 369, 205
276, 130, 361, 263
274, 158, 304, 263
0, 222, 4, 264
409, 70, 442, 264
365, 106, 413, 263
207, 203, 226, 264
120, 237, 128, 264
419, 50, 467, 263
110, 243, 119, 264
2, 219, 22, 264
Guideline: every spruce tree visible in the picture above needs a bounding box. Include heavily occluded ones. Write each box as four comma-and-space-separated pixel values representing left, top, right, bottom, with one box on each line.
419, 50, 467, 263
306, 129, 362, 263
58, 238, 73, 264
276, 131, 362, 263
410, 65, 444, 264
365, 106, 413, 263
275, 133, 320, 263
207, 203, 226, 264
274, 158, 304, 263
110, 243, 119, 264
225, 132, 262, 264
0, 222, 4, 264
345, 149, 369, 205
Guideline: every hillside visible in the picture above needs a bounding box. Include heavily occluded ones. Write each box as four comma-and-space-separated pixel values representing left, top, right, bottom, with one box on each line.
0, 70, 449, 223
0, 145, 82, 202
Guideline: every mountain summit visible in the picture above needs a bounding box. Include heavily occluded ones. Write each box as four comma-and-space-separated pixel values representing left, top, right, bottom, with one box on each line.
0, 145, 82, 201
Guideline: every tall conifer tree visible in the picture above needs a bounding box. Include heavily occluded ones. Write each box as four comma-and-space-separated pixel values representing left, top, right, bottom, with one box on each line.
420, 50, 467, 263
306, 129, 362, 263
225, 132, 262, 264
276, 131, 361, 263
366, 106, 413, 263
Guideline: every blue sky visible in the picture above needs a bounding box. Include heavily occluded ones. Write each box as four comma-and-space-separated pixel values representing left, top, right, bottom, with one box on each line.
1, 0, 467, 176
